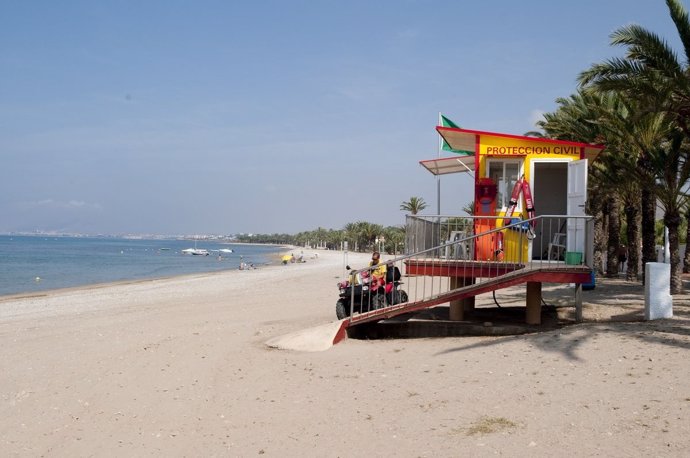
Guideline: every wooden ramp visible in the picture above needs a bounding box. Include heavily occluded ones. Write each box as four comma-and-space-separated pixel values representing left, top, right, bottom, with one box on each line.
333, 261, 591, 345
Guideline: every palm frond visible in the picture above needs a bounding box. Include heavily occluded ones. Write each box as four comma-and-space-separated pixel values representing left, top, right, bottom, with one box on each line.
666, 0, 690, 65
612, 24, 683, 78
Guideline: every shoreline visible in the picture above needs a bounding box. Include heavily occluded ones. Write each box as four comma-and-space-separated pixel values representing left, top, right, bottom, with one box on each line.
0, 249, 364, 322
0, 243, 299, 301
0, 268, 239, 303
0, 264, 262, 303
0, 246, 347, 306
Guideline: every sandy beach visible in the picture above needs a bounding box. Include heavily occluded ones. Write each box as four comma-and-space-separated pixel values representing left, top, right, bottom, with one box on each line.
1, 249, 689, 457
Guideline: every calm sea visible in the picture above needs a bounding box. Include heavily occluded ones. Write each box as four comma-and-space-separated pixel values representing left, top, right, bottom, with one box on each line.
0, 235, 286, 297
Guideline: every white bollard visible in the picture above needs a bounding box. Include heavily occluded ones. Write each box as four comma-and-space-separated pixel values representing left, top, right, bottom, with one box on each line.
645, 262, 673, 320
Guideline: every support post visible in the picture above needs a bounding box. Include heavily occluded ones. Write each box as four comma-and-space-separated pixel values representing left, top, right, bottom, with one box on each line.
575, 283, 582, 323
526, 281, 542, 325
449, 277, 463, 321
449, 277, 475, 321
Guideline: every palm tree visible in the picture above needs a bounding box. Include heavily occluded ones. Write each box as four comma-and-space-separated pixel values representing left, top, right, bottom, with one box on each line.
325, 229, 344, 251
343, 222, 362, 251
583, 93, 673, 281
580, 0, 690, 138
578, 0, 690, 292
462, 200, 475, 215
400, 197, 428, 215
593, 100, 672, 281
382, 225, 405, 255
534, 91, 617, 276
342, 221, 384, 252
642, 131, 690, 293
360, 222, 384, 252
684, 204, 690, 272
538, 92, 604, 144
621, 190, 642, 282
602, 122, 688, 292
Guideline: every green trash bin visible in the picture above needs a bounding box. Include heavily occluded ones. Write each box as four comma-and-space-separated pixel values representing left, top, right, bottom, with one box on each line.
565, 251, 583, 265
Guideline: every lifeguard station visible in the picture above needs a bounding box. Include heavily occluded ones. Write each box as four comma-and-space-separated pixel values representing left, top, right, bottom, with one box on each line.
333, 123, 604, 345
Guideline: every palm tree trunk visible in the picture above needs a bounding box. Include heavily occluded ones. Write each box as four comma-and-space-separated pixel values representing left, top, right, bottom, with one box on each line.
665, 212, 683, 294
590, 190, 606, 275
641, 188, 657, 283
624, 201, 640, 282
683, 208, 690, 274
606, 196, 621, 277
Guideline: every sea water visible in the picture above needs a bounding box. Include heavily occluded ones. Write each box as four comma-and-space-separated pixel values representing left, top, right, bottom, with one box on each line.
0, 235, 285, 297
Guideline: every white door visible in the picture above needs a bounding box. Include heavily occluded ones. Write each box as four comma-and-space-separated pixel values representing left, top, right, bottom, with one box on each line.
567, 159, 588, 253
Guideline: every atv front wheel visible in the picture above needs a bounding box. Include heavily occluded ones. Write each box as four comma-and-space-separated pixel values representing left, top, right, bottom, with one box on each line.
336, 299, 350, 320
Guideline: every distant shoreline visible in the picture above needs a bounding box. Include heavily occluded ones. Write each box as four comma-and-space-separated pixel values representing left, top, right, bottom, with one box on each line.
0, 267, 248, 303
0, 249, 364, 322
0, 245, 334, 302
0, 237, 295, 298
222, 241, 293, 248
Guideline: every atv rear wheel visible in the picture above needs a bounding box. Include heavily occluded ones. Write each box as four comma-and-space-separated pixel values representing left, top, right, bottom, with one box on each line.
336, 299, 350, 320
372, 293, 387, 310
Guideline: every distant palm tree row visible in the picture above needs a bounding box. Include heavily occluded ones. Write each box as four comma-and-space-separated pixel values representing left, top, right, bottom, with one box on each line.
234, 197, 432, 254
234, 223, 407, 254
530, 0, 690, 293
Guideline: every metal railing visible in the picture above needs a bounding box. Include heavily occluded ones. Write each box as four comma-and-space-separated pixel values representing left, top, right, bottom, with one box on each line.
340, 214, 593, 324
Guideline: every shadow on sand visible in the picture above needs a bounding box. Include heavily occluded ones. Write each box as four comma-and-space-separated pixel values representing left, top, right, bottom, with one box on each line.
347, 276, 690, 361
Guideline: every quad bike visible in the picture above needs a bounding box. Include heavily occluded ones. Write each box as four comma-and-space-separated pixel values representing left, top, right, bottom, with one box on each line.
335, 264, 408, 320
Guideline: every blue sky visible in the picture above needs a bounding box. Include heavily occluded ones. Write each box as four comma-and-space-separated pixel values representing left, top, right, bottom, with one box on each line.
0, 0, 680, 235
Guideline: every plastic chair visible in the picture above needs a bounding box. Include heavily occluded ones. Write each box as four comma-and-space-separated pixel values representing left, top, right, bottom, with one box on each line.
445, 230, 471, 260
547, 233, 566, 261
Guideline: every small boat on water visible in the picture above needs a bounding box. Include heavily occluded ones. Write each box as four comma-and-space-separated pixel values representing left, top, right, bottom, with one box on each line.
182, 248, 210, 256
182, 238, 211, 256
209, 248, 233, 255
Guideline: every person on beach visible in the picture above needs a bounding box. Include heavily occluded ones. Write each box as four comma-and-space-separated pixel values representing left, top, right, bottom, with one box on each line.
618, 245, 627, 272
369, 251, 387, 288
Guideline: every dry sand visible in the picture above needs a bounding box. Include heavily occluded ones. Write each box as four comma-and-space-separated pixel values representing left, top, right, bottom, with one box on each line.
1, 249, 689, 457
